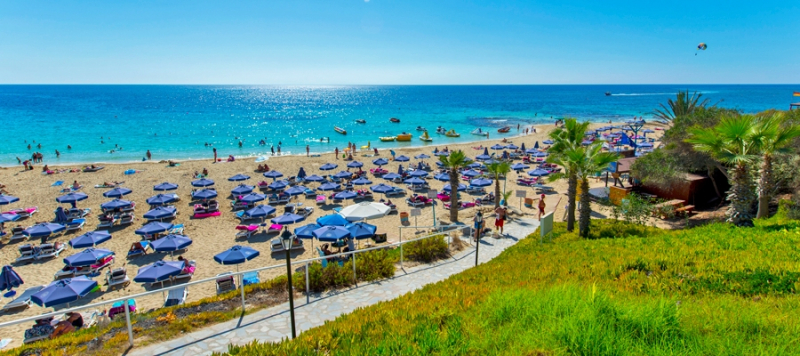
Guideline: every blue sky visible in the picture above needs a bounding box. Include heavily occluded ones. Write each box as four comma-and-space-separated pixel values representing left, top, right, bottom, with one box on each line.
0, 1, 797, 84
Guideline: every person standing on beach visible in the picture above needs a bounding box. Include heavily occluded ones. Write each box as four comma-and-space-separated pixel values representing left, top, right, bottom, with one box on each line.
517, 123, 520, 132
55, 150, 60, 158
494, 205, 506, 234
538, 194, 546, 220
306, 145, 310, 157
334, 147, 339, 160
277, 145, 281, 155
271, 145, 275, 156
212, 148, 217, 163
146, 150, 151, 160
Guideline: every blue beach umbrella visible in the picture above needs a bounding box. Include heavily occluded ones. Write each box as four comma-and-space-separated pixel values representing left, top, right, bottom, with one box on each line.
345, 222, 377, 240
271, 213, 306, 225
31, 276, 97, 308
297, 167, 307, 179
0, 213, 20, 223
404, 177, 426, 186
394, 155, 410, 162
333, 171, 353, 179
151, 234, 193, 252
408, 170, 428, 178
434, 151, 449, 157
147, 194, 177, 206
510, 163, 529, 171
191, 178, 215, 187
305, 174, 325, 182
294, 223, 321, 239
415, 154, 430, 159
467, 162, 485, 170
24, 223, 65, 238
316, 214, 349, 227
143, 206, 177, 220
101, 199, 133, 211
317, 182, 341, 191
134, 261, 185, 283
69, 231, 112, 248
284, 185, 306, 196
372, 158, 389, 166
470, 178, 493, 187
370, 184, 394, 194
639, 142, 654, 148
135, 222, 174, 236
0, 266, 23, 292
434, 173, 450, 181
103, 187, 132, 198
63, 248, 114, 267
56, 192, 88, 204
0, 195, 20, 205
476, 148, 492, 161
346, 161, 364, 168
352, 177, 372, 185
540, 140, 551, 146
214, 245, 260, 265
397, 165, 404, 175
462, 169, 482, 177
319, 163, 338, 171
231, 184, 255, 195
312, 225, 351, 242
193, 189, 218, 200
228, 174, 251, 182
443, 183, 467, 192
54, 207, 69, 225
153, 182, 179, 191
268, 180, 288, 191
382, 173, 401, 180
263, 171, 284, 180
521, 143, 527, 151
238, 193, 267, 204
505, 144, 519, 150
243, 205, 276, 219
490, 144, 505, 150
530, 151, 548, 158
334, 191, 358, 200
528, 168, 550, 177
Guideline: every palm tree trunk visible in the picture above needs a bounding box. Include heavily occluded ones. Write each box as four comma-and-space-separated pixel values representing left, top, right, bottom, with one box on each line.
707, 167, 723, 204
449, 170, 460, 223
728, 162, 756, 227
578, 178, 591, 237
756, 154, 772, 219
494, 177, 501, 208
566, 173, 577, 232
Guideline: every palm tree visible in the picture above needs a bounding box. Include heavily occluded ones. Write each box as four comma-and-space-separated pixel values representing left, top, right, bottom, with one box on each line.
687, 115, 759, 226
439, 150, 471, 223
486, 161, 511, 208
653, 90, 712, 124
546, 118, 590, 232
574, 143, 619, 237
751, 114, 800, 218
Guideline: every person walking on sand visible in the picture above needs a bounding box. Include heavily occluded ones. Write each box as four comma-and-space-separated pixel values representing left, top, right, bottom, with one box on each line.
494, 205, 506, 235
306, 145, 310, 157
146, 150, 151, 160
538, 194, 546, 220
517, 123, 520, 132
212, 148, 217, 163
277, 145, 281, 155
271, 145, 275, 156
335, 147, 339, 160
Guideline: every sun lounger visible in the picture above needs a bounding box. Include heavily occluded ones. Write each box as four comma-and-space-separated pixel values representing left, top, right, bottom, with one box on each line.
242, 271, 260, 286
315, 195, 326, 205
127, 241, 149, 258
90, 255, 115, 273
270, 237, 303, 253
119, 213, 134, 225
1, 286, 44, 312
35, 242, 65, 260
164, 287, 188, 307
108, 299, 136, 319
65, 218, 85, 232
535, 185, 555, 194
304, 188, 316, 198
207, 200, 219, 212
16, 244, 36, 264
479, 194, 496, 205
9, 226, 27, 242
168, 224, 185, 235
386, 187, 406, 197
265, 224, 282, 234
9, 207, 38, 219
466, 186, 485, 195
268, 195, 290, 205
120, 202, 136, 213
215, 273, 237, 294
235, 224, 259, 239
97, 216, 117, 229
106, 267, 130, 289
174, 261, 196, 281
230, 200, 253, 210
67, 208, 90, 220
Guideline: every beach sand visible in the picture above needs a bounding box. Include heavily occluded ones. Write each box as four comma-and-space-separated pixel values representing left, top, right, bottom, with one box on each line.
0, 122, 660, 347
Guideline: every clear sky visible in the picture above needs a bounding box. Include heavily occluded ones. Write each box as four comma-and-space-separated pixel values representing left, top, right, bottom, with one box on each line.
0, 1, 797, 84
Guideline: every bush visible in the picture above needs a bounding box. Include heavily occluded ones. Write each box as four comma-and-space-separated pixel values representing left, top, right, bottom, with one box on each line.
298, 249, 397, 293
404, 235, 449, 263
355, 249, 396, 282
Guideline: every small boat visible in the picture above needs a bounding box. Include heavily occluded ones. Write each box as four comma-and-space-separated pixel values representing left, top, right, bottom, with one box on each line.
334, 127, 347, 135
416, 126, 427, 131
605, 92, 612, 96
380, 136, 396, 142
355, 119, 366, 124
419, 131, 433, 142
436, 126, 447, 134
471, 128, 489, 137
498, 127, 511, 133
396, 133, 412, 142
445, 129, 460, 137
390, 118, 400, 123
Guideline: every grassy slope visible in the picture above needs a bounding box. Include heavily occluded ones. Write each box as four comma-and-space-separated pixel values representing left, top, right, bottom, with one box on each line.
222, 212, 800, 356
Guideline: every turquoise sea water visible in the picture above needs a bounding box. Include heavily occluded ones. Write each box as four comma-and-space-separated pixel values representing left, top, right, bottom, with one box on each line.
0, 85, 796, 166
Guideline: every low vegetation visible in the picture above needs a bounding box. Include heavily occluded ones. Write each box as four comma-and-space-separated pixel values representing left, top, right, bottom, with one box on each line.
219, 205, 800, 355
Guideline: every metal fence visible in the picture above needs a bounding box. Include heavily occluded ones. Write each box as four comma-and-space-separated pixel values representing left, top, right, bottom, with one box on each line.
0, 224, 473, 349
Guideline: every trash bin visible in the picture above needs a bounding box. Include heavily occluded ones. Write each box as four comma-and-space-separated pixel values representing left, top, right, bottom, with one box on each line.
524, 197, 534, 208
399, 212, 409, 223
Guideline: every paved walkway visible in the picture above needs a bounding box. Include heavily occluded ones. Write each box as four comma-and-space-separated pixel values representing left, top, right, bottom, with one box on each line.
131, 218, 539, 356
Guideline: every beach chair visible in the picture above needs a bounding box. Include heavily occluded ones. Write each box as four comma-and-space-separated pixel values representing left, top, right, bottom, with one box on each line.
9, 227, 27, 243
127, 241, 149, 259
230, 200, 253, 211
479, 194, 496, 205
242, 271, 260, 286
1, 286, 44, 313
108, 299, 136, 320
386, 187, 405, 197
466, 186, 485, 195
315, 195, 326, 205
120, 202, 135, 213
303, 187, 316, 198
88, 255, 115, 274
119, 213, 134, 225
257, 181, 270, 191
65, 218, 85, 232
16, 244, 36, 264
271, 237, 303, 253
299, 206, 314, 217
10, 207, 38, 219
35, 242, 65, 260
373, 233, 387, 243
174, 261, 196, 281
67, 208, 90, 220
54, 266, 79, 280
235, 225, 259, 239
164, 287, 188, 307
265, 224, 282, 234
106, 267, 130, 289
97, 215, 117, 229
406, 198, 426, 208
169, 224, 185, 235
215, 273, 237, 294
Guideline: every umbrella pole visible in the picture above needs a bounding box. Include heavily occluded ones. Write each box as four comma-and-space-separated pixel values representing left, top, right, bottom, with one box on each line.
238, 265, 246, 312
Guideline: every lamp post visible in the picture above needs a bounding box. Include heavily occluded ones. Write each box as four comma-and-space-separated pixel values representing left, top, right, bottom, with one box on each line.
474, 211, 483, 266
280, 227, 297, 339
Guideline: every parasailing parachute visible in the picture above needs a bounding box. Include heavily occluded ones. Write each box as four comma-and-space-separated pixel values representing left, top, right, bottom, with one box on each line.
696, 43, 707, 55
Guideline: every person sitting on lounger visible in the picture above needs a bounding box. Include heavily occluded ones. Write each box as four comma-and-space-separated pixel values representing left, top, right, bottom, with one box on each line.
129, 242, 147, 255
50, 320, 75, 339
177, 256, 195, 274
72, 181, 81, 190
67, 312, 84, 329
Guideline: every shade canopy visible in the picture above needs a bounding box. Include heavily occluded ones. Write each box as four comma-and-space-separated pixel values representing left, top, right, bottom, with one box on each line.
469, 178, 493, 187
228, 174, 251, 182
214, 245, 260, 265
529, 151, 548, 158
505, 144, 519, 150
317, 182, 341, 191
192, 189, 218, 200
333, 191, 358, 200
153, 182, 179, 191
63, 248, 114, 267
476, 148, 492, 161
394, 155, 410, 162
443, 183, 467, 192
24, 223, 65, 237
294, 223, 321, 239
339, 202, 390, 221
462, 169, 482, 177
319, 163, 338, 171
0, 213, 20, 223
304, 174, 325, 182
31, 276, 97, 307
231, 184, 255, 195
0, 265, 23, 292
332, 171, 352, 180
404, 177, 426, 186
510, 163, 529, 171
370, 183, 394, 194
284, 186, 306, 196
146, 194, 178, 206
372, 158, 389, 166
316, 213, 349, 227
151, 234, 193, 252
352, 177, 372, 185
382, 173, 402, 180
297, 167, 307, 179
69, 231, 112, 248
143, 206, 177, 220
271, 213, 306, 225
56, 192, 88, 204
102, 187, 132, 198
0, 195, 20, 205
467, 162, 485, 169
191, 178, 215, 187
312, 225, 351, 242
237, 193, 267, 203
135, 221, 174, 236
101, 199, 133, 210
490, 144, 505, 150
263, 171, 284, 179
528, 169, 550, 176
243, 204, 276, 219
134, 260, 185, 283
267, 180, 288, 191
415, 154, 430, 159
346, 161, 364, 168
346, 222, 377, 240
433, 173, 450, 181
408, 170, 428, 177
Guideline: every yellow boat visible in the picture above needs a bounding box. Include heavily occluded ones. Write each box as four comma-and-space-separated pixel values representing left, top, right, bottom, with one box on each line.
419, 131, 433, 142
396, 133, 412, 142
445, 129, 460, 137
380, 136, 396, 142
334, 127, 347, 135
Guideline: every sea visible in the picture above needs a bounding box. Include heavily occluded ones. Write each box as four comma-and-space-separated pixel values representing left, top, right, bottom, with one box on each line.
1, 85, 796, 166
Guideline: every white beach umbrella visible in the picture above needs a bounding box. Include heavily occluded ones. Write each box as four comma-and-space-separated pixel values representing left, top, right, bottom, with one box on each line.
338, 202, 391, 222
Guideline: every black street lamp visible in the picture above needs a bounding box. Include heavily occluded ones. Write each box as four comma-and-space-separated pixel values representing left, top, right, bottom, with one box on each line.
280, 227, 297, 339
474, 211, 483, 266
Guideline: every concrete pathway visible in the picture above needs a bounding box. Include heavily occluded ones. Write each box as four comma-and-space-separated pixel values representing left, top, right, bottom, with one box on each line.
130, 218, 539, 356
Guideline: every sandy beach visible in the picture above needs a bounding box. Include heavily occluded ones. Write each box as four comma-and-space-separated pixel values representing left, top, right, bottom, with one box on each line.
0, 122, 658, 346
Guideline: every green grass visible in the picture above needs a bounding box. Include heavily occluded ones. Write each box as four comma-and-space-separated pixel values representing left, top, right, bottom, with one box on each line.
220, 207, 800, 355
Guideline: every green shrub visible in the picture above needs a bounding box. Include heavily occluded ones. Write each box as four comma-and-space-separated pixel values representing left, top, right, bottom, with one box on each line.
355, 249, 396, 282
404, 235, 449, 262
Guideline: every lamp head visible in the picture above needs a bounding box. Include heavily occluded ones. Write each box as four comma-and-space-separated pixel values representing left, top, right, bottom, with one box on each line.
280, 227, 294, 249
